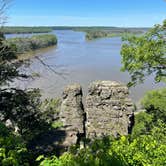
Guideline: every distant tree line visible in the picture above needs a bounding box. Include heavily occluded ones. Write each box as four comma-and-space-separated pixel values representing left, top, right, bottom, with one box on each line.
2, 26, 53, 34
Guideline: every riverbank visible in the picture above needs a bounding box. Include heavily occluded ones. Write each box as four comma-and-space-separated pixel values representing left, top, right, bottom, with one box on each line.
7, 34, 57, 58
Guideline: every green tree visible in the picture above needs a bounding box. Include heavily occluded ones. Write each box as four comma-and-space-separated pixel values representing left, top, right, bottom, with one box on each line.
110, 121, 166, 166
0, 0, 52, 158
121, 20, 166, 87
131, 112, 153, 138
121, 19, 166, 139
0, 122, 30, 166
141, 88, 166, 123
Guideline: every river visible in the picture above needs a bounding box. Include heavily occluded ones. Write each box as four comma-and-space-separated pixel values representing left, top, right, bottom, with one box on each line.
6, 30, 164, 103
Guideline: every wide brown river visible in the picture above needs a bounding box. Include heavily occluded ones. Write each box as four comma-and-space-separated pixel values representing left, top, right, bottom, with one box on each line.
6, 30, 164, 103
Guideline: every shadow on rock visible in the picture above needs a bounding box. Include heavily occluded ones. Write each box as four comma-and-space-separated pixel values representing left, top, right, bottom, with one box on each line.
28, 128, 67, 157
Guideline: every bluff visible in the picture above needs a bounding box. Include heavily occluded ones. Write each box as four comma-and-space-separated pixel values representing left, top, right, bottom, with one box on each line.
60, 84, 85, 147
86, 81, 134, 138
60, 81, 135, 146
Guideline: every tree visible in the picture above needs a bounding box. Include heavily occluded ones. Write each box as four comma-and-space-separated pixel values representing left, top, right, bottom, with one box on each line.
121, 20, 166, 87
0, 0, 49, 142
0, 0, 11, 26
0, 122, 30, 166
131, 112, 153, 138
141, 88, 166, 123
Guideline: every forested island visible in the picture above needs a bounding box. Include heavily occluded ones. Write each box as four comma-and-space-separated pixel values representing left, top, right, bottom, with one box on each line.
84, 28, 146, 40
7, 34, 57, 55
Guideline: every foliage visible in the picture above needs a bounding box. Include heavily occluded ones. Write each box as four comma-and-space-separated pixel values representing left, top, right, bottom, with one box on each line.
0, 0, 11, 26
0, 88, 52, 141
37, 153, 75, 166
37, 137, 124, 166
40, 98, 61, 124
0, 25, 59, 163
131, 112, 153, 138
110, 121, 166, 166
0, 2, 32, 164
51, 121, 63, 129
0, 122, 30, 166
141, 87, 166, 123
0, 26, 61, 164
7, 34, 57, 54
121, 20, 166, 87
0, 34, 27, 86
38, 120, 166, 166
40, 98, 63, 129
131, 87, 166, 140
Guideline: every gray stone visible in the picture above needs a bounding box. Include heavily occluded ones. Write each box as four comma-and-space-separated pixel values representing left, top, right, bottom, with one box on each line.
59, 81, 135, 146
85, 81, 134, 138
60, 84, 85, 146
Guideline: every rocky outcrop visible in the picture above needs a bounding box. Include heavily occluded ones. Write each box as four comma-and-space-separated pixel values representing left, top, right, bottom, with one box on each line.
60, 84, 85, 146
86, 81, 134, 138
60, 81, 134, 145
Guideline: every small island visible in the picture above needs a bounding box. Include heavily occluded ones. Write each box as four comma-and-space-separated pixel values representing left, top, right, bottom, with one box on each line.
7, 34, 57, 58
81, 28, 147, 40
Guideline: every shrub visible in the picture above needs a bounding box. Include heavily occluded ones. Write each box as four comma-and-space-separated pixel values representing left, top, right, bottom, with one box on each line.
141, 88, 166, 123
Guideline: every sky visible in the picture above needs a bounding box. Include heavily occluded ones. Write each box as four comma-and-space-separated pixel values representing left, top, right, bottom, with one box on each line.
6, 0, 166, 27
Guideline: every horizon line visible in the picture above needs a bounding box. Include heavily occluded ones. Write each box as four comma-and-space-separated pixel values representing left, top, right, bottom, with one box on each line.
3, 25, 151, 28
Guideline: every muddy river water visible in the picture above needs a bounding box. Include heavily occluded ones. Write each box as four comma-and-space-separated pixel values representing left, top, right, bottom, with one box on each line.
6, 30, 164, 103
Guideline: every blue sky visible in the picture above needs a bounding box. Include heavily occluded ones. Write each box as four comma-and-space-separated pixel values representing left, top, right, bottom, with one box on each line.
7, 0, 166, 27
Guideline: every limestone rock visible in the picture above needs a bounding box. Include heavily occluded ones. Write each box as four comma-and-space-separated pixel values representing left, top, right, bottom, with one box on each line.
85, 81, 134, 138
60, 84, 85, 146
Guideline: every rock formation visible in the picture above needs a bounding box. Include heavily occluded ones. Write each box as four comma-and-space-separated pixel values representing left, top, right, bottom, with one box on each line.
60, 81, 134, 145
86, 81, 134, 138
60, 84, 85, 146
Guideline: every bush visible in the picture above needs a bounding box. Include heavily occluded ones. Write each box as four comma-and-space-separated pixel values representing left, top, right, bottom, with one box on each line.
37, 122, 166, 166
110, 121, 166, 166
0, 122, 30, 166
131, 112, 153, 138
141, 88, 166, 123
